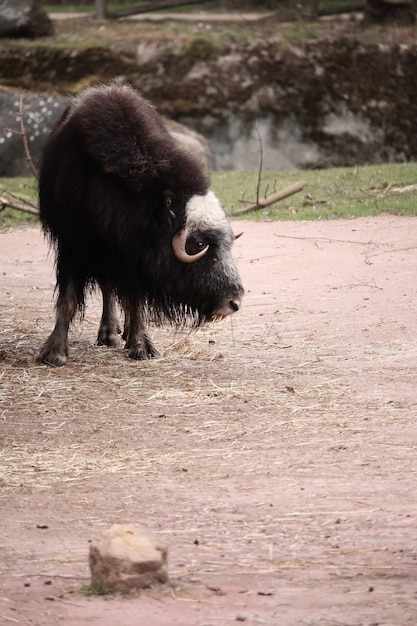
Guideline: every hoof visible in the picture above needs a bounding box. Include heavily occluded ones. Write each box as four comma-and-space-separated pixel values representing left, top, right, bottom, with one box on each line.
97, 333, 121, 348
128, 347, 161, 360
37, 339, 68, 367
36, 351, 67, 367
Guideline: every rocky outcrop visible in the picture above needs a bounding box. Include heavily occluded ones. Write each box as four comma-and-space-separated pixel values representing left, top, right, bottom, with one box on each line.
0, 86, 211, 177
136, 37, 417, 169
1, 36, 416, 170
0, 88, 62, 177
0, 0, 53, 38
364, 0, 415, 24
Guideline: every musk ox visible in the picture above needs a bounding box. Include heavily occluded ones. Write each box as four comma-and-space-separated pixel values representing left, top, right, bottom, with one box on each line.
37, 83, 244, 366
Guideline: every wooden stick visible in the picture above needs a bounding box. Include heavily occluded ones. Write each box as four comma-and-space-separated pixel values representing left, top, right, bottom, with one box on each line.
0, 184, 39, 216
110, 0, 206, 19
0, 196, 39, 215
231, 181, 306, 217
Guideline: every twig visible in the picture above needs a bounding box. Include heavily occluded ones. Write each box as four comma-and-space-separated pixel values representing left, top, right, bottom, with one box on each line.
254, 121, 263, 206
10, 573, 89, 579
231, 181, 306, 217
348, 276, 383, 290
18, 94, 39, 180
273, 233, 382, 246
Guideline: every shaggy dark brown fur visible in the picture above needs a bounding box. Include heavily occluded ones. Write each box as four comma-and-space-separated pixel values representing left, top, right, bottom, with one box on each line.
37, 84, 243, 366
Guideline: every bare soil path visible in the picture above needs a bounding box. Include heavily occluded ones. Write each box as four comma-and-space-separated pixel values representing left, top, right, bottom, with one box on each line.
1, 216, 417, 625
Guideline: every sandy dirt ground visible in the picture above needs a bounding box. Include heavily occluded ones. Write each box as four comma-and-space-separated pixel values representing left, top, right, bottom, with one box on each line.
1, 216, 417, 625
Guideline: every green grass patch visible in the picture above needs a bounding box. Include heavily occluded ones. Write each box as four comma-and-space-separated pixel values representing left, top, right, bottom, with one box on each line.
212, 163, 417, 221
43, 4, 92, 11
0, 178, 39, 230
76, 583, 106, 596
1, 163, 416, 230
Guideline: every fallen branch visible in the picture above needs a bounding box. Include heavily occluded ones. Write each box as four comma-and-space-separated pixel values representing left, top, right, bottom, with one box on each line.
0, 197, 39, 216
0, 184, 39, 216
231, 181, 306, 217
110, 0, 208, 19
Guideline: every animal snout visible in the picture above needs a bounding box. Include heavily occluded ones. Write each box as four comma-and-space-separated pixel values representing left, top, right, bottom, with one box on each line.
229, 298, 241, 313
214, 296, 243, 317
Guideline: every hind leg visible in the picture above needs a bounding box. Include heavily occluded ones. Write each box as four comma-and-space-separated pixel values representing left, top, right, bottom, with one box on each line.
97, 283, 121, 347
37, 280, 79, 367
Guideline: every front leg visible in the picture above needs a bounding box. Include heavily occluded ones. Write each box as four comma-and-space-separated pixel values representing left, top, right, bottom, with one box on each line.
37, 281, 78, 367
97, 283, 121, 347
123, 301, 160, 360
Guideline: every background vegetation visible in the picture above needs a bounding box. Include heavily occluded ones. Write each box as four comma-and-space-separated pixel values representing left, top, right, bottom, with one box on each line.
2, 162, 416, 230
1, 2, 415, 228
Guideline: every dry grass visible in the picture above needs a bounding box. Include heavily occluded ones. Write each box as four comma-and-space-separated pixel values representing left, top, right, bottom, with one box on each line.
1, 296, 402, 496
5, 316, 382, 581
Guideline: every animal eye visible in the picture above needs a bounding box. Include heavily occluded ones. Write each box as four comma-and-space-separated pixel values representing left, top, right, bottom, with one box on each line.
186, 232, 209, 256
163, 191, 175, 213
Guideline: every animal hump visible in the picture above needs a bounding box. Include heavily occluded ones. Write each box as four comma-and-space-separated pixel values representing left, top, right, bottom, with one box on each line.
74, 85, 173, 187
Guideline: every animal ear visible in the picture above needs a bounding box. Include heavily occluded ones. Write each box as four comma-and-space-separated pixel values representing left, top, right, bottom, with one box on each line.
162, 190, 176, 220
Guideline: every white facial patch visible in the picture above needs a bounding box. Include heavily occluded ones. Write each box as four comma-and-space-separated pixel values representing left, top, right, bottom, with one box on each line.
185, 191, 229, 232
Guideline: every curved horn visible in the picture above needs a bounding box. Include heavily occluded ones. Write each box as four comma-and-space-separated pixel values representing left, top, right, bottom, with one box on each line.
235, 231, 244, 240
172, 229, 209, 264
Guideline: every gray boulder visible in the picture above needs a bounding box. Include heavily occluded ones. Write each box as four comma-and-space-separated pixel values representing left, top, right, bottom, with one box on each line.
0, 86, 211, 178
0, 0, 53, 38
0, 87, 63, 177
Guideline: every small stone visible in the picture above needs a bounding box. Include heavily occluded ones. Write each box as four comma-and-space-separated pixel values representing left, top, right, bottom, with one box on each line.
89, 524, 168, 594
